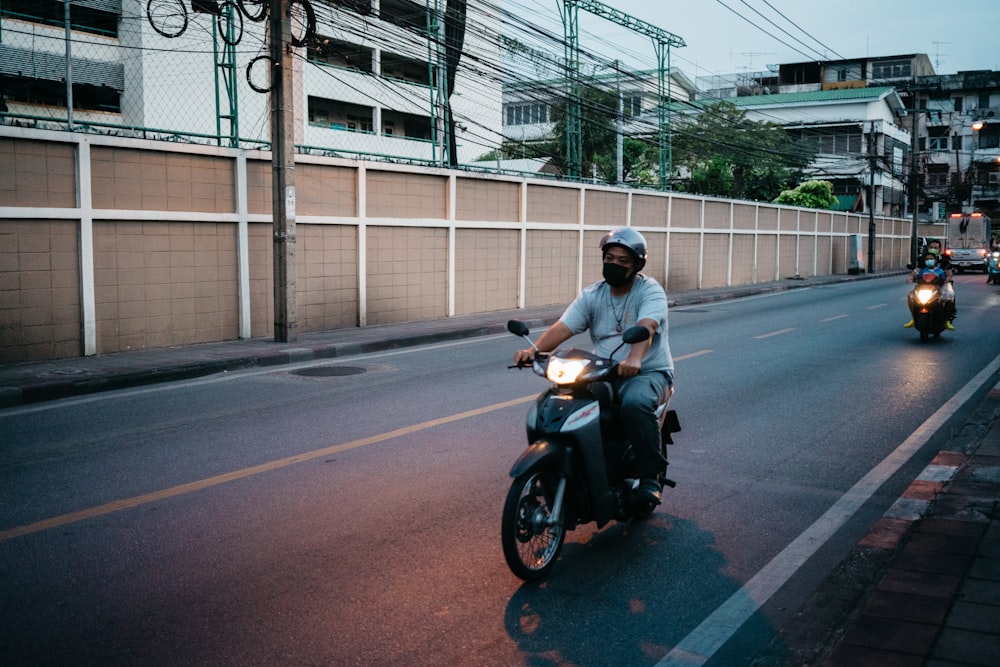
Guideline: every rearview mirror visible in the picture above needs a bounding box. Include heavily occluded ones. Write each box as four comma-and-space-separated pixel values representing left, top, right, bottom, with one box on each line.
507, 320, 529, 337
622, 325, 650, 345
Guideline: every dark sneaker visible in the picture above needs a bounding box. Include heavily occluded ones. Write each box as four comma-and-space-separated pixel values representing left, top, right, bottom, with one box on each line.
635, 478, 662, 506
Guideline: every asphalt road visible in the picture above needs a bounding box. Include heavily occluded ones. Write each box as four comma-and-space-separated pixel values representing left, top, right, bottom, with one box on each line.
2, 274, 999, 666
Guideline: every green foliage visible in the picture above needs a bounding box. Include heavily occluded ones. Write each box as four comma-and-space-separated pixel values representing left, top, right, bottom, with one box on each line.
773, 179, 838, 209
673, 101, 815, 200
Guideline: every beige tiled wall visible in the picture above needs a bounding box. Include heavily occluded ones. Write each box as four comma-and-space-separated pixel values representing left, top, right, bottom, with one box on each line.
297, 164, 357, 217
524, 230, 579, 306
0, 134, 911, 362
0, 220, 80, 361
584, 190, 628, 228
247, 160, 273, 216
455, 178, 519, 222
733, 203, 756, 231
454, 229, 520, 315
701, 235, 731, 288
91, 148, 235, 212
730, 235, 756, 285
0, 139, 77, 209
367, 171, 446, 219
670, 197, 701, 228
248, 223, 274, 338
299, 224, 358, 330
365, 226, 447, 324
93, 221, 239, 352
704, 201, 731, 230
666, 232, 701, 292
526, 185, 578, 224
632, 194, 668, 228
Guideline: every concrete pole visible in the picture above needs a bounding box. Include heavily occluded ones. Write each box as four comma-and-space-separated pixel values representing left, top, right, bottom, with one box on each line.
270, 0, 297, 342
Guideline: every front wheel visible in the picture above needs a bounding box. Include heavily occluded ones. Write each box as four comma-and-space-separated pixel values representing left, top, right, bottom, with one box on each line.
501, 470, 566, 580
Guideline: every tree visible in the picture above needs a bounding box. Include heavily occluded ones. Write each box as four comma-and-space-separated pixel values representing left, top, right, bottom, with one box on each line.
673, 101, 814, 200
543, 80, 618, 179
773, 179, 838, 209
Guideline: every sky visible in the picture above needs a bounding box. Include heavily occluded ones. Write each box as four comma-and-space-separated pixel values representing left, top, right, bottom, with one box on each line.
507, 0, 1000, 82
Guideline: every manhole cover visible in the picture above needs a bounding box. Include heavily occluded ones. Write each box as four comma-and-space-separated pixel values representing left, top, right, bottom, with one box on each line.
291, 366, 366, 378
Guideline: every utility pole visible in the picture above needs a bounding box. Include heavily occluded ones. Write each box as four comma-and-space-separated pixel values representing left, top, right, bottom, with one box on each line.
867, 121, 877, 273
909, 111, 920, 266
270, 0, 297, 342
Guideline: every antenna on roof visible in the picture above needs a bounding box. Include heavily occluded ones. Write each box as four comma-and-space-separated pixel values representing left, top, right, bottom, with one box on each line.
931, 41, 951, 71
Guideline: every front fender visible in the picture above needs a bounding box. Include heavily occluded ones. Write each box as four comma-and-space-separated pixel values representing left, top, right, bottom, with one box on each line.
509, 439, 568, 478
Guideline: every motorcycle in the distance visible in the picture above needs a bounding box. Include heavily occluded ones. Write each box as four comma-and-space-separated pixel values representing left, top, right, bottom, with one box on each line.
907, 272, 949, 343
987, 250, 1000, 285
501, 320, 680, 580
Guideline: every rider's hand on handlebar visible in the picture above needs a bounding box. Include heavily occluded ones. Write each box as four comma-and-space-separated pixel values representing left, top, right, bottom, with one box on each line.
617, 357, 641, 378
513, 348, 536, 367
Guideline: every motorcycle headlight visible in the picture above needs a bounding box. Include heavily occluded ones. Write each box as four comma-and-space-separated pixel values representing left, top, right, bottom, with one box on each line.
546, 357, 590, 384
915, 288, 936, 305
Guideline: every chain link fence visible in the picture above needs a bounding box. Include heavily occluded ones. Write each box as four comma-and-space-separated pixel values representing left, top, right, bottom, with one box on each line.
1, 0, 515, 168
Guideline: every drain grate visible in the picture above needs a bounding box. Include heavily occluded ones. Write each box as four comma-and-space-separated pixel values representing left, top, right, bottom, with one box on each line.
291, 366, 367, 378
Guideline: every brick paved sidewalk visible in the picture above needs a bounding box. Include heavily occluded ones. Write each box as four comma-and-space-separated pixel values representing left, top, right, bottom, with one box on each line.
821, 382, 1000, 666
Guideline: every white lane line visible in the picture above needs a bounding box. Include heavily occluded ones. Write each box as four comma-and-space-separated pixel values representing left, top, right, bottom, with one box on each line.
656, 353, 1000, 667
753, 328, 796, 339
821, 314, 848, 322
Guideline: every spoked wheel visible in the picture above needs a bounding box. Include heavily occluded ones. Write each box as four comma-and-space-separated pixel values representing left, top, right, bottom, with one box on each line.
501, 470, 565, 581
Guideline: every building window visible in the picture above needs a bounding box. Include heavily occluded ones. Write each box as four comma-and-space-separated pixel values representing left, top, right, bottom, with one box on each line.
308, 37, 373, 72
308, 96, 374, 132
380, 0, 426, 35
954, 96, 963, 112
0, 74, 120, 112
979, 94, 992, 110
871, 60, 911, 79
928, 127, 949, 151
1, 0, 119, 37
381, 53, 430, 86
927, 165, 949, 187
504, 103, 548, 126
382, 111, 432, 140
623, 95, 642, 117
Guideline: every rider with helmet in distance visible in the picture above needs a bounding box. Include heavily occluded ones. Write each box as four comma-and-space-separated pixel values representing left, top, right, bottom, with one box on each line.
513, 227, 675, 505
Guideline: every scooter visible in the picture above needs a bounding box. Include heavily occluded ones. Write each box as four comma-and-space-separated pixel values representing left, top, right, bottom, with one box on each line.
987, 250, 1000, 285
501, 320, 680, 580
907, 272, 949, 343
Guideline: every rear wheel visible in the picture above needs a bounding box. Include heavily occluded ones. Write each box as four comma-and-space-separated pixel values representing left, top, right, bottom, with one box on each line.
501, 470, 565, 580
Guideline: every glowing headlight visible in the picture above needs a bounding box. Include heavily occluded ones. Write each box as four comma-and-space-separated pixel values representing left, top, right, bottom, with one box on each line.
546, 357, 590, 384
915, 288, 936, 305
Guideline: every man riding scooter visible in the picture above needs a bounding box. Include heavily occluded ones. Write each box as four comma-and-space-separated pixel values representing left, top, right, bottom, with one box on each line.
905, 240, 956, 330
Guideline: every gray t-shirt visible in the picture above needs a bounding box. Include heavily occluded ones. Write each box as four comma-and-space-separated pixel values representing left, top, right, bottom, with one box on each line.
559, 274, 673, 373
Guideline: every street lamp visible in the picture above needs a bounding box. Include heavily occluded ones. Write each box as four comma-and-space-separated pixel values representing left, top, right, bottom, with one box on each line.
968, 119, 984, 210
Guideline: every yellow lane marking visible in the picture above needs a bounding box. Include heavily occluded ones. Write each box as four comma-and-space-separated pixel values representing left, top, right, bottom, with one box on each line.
754, 328, 796, 339
675, 350, 713, 361
0, 395, 537, 542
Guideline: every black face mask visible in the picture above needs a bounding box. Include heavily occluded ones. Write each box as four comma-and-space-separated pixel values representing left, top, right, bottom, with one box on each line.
603, 262, 633, 288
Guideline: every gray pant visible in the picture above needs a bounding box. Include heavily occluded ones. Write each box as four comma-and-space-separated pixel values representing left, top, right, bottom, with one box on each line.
615, 369, 673, 477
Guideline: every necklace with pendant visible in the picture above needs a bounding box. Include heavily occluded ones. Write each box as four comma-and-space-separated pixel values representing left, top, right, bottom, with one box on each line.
608, 287, 629, 333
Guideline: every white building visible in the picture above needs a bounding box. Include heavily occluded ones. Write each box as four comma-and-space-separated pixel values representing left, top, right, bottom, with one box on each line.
0, 0, 502, 165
